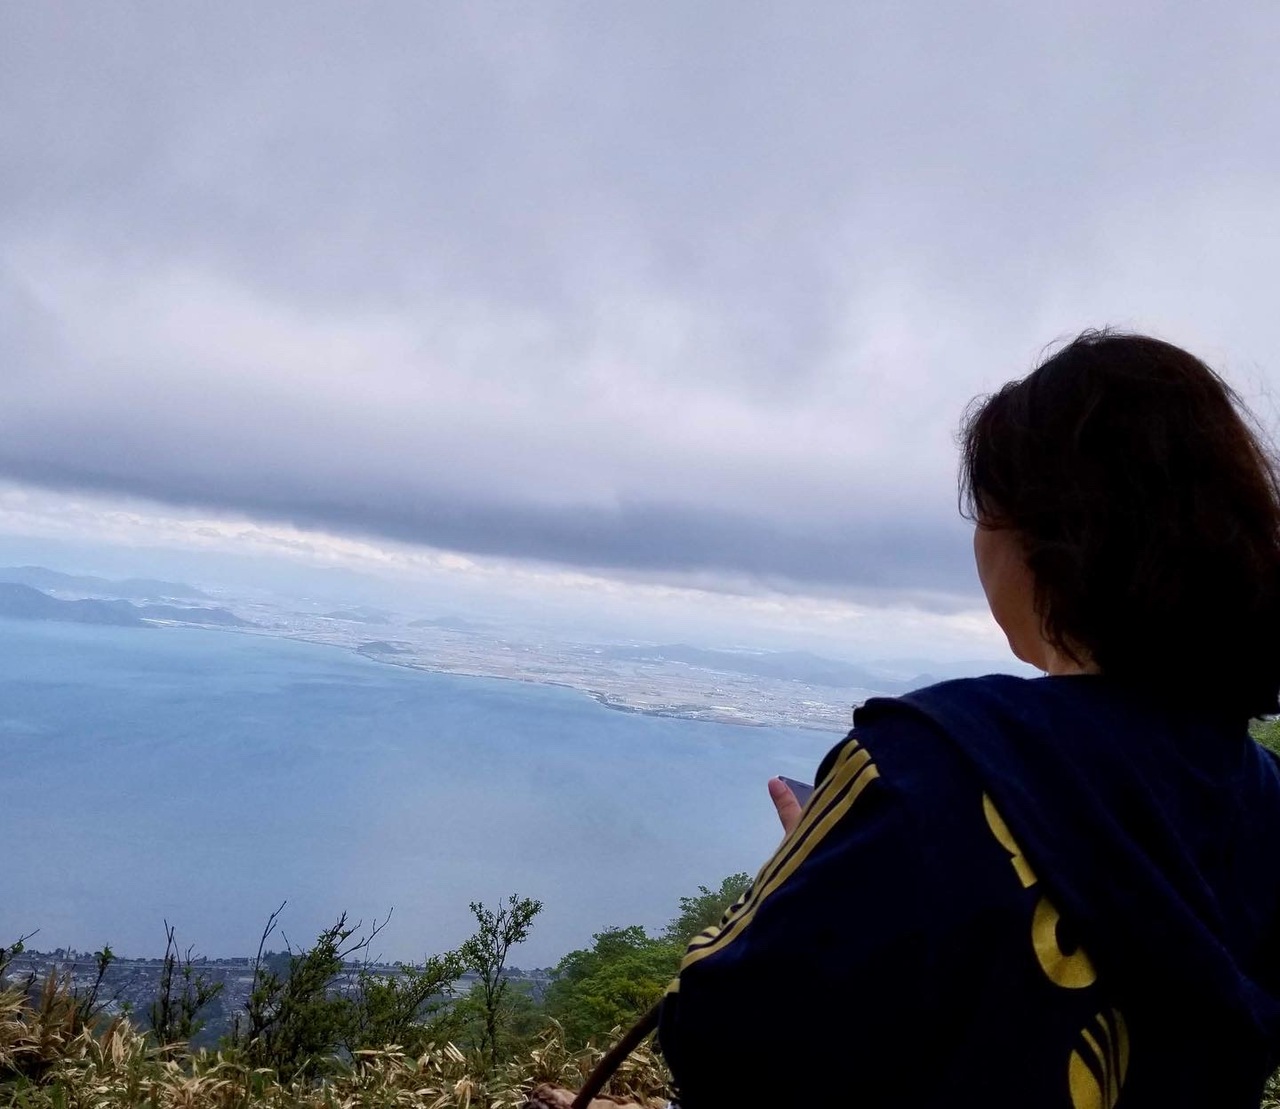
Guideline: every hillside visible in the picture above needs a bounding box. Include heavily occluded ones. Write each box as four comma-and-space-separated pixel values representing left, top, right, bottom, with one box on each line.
409, 615, 484, 631
0, 583, 147, 627
321, 610, 391, 625
602, 643, 931, 693
142, 604, 252, 627
0, 584, 251, 630
0, 566, 206, 600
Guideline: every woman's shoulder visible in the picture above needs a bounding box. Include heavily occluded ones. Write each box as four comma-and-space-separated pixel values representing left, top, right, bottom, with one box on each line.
868, 671, 1091, 717
816, 684, 994, 826
818, 674, 1052, 790
856, 671, 1199, 757
848, 672, 1046, 771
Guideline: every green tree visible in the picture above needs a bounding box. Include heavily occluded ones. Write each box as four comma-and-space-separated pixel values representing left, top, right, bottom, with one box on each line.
663, 872, 751, 947
0, 930, 36, 988
340, 948, 464, 1055
74, 945, 116, 1028
148, 921, 224, 1045
458, 894, 542, 1069
543, 925, 681, 1048
232, 904, 386, 1081
428, 974, 545, 1061
1251, 717, 1280, 755
543, 872, 751, 1049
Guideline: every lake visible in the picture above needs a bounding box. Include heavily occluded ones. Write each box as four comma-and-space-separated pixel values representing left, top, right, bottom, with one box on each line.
0, 619, 836, 966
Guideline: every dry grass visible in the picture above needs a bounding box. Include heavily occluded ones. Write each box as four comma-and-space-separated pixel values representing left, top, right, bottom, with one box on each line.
1263, 1070, 1280, 1109
0, 982, 672, 1109
17, 973, 1279, 1107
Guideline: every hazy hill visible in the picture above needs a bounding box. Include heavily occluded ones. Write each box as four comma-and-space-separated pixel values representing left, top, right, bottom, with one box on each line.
321, 610, 391, 625
603, 643, 931, 694
408, 615, 482, 631
0, 582, 148, 626
142, 604, 253, 627
863, 656, 1036, 681
0, 565, 207, 600
0, 583, 251, 630
357, 640, 414, 655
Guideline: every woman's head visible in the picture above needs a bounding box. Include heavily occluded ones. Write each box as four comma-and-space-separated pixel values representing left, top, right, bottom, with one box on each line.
961, 330, 1280, 717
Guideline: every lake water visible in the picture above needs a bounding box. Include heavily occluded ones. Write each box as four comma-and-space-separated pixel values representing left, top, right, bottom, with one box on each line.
0, 619, 836, 966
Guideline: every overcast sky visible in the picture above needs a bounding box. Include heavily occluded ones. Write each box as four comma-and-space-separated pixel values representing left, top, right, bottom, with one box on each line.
3, 3, 1280, 620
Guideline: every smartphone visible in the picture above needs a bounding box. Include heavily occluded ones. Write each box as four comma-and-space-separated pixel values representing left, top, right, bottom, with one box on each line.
777, 775, 814, 805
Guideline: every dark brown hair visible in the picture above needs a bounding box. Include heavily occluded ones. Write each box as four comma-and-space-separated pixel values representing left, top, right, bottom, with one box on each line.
960, 330, 1280, 718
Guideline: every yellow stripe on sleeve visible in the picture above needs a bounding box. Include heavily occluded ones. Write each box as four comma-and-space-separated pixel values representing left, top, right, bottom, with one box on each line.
681, 756, 880, 970
684, 737, 870, 959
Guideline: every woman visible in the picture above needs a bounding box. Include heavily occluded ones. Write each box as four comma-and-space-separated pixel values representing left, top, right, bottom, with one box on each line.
656, 332, 1280, 1107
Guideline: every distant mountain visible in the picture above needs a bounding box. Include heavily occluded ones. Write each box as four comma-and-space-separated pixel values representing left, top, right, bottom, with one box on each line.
0, 583, 148, 627
602, 644, 931, 694
0, 566, 207, 600
141, 604, 252, 628
863, 657, 1037, 680
408, 615, 482, 631
321, 610, 390, 625
0, 583, 255, 631
357, 640, 414, 655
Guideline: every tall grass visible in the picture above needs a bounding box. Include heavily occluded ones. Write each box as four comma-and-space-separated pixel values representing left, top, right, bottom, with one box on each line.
0, 980, 670, 1108
12, 969, 1280, 1106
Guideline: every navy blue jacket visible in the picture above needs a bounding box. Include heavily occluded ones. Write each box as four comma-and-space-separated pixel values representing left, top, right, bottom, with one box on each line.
657, 675, 1280, 1107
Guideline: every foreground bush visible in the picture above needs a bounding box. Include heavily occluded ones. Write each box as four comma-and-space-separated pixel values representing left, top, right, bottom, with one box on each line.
0, 981, 671, 1108
13, 976, 1280, 1106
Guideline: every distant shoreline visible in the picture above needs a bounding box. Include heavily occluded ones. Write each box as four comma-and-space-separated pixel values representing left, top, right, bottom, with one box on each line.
0, 609, 845, 733
582, 690, 771, 728
350, 640, 788, 730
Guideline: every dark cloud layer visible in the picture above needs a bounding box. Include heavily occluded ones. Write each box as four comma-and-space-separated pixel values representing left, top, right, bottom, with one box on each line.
0, 446, 974, 600
2, 3, 1279, 600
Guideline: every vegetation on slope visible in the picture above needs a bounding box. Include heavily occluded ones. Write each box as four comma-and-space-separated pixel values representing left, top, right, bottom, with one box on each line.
13, 721, 1280, 1107
0, 878, 749, 1108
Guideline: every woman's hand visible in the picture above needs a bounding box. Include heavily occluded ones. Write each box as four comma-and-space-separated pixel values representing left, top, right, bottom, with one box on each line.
768, 777, 804, 838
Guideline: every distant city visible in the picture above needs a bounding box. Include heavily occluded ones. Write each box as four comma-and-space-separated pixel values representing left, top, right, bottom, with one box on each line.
2, 946, 550, 1047
1, 560, 1025, 966
0, 564, 991, 733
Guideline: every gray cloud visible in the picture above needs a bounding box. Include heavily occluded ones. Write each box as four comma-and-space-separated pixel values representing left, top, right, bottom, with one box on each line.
2, 2, 1279, 601
0, 445, 975, 600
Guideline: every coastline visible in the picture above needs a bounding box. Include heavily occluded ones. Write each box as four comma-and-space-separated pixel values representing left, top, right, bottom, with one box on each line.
0, 610, 851, 734
349, 640, 787, 730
